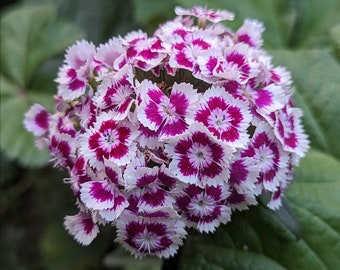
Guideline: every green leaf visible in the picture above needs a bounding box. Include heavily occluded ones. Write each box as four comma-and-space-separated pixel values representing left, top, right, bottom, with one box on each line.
287, 149, 340, 236
330, 23, 340, 59
0, 4, 83, 167
270, 49, 340, 160
1, 4, 82, 86
0, 94, 51, 167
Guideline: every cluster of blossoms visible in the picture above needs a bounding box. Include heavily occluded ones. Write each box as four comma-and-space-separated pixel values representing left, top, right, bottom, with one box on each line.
24, 6, 309, 258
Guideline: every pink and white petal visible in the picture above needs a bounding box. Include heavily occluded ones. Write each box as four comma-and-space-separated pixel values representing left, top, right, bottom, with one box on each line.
196, 49, 224, 82
196, 204, 231, 233
95, 37, 125, 68
64, 213, 99, 245
65, 40, 96, 69
254, 84, 286, 116
226, 187, 257, 211
237, 19, 265, 49
229, 155, 260, 193
124, 166, 157, 190
99, 192, 129, 221
24, 104, 50, 136
138, 188, 175, 211
56, 66, 87, 100
137, 125, 163, 149
80, 181, 116, 210
103, 160, 124, 185
267, 186, 284, 210
274, 107, 310, 159
137, 80, 166, 131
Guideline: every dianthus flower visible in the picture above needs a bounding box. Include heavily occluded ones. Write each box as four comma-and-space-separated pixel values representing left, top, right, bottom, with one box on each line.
24, 5, 309, 258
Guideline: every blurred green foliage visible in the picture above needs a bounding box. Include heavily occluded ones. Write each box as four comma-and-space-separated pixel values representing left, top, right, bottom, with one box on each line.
1, 0, 339, 269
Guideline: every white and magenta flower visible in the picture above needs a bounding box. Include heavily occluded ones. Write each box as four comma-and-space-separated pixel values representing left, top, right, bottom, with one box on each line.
165, 123, 234, 187
79, 111, 139, 170
175, 183, 231, 232
166, 30, 219, 73
93, 74, 135, 120
240, 123, 289, 192
116, 210, 186, 258
192, 86, 251, 148
272, 105, 309, 160
56, 40, 96, 100
137, 80, 199, 138
80, 180, 128, 222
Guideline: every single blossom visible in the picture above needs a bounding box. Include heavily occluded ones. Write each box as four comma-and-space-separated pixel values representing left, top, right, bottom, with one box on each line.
137, 80, 199, 138
56, 40, 96, 100
79, 111, 139, 170
240, 122, 289, 192
116, 210, 187, 258
175, 183, 231, 232
165, 123, 234, 187
192, 86, 251, 148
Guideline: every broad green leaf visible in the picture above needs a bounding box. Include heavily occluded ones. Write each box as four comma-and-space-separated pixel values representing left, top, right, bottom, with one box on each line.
287, 149, 340, 237
175, 0, 295, 48
1, 4, 82, 86
0, 4, 83, 167
270, 49, 340, 160
0, 94, 51, 167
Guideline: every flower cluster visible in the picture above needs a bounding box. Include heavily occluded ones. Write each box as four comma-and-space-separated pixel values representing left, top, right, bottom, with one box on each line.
24, 6, 309, 258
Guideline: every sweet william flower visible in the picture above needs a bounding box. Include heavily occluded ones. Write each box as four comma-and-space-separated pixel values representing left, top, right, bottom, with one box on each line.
164, 123, 234, 187
116, 209, 187, 258
191, 85, 252, 148
175, 183, 231, 233
137, 80, 199, 138
24, 5, 309, 259
79, 111, 139, 170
